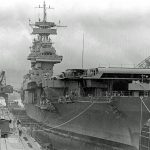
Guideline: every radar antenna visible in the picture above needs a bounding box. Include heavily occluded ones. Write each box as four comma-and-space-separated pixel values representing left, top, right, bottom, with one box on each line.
35, 1, 54, 22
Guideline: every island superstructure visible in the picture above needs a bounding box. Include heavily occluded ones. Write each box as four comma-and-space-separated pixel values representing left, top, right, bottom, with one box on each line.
21, 2, 150, 150
22, 1, 62, 104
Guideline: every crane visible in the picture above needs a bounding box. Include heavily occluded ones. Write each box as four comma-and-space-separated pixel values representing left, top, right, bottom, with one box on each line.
0, 71, 13, 106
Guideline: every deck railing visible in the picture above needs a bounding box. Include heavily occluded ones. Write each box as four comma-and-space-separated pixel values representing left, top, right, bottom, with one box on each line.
102, 91, 133, 97
102, 91, 149, 97
33, 91, 150, 106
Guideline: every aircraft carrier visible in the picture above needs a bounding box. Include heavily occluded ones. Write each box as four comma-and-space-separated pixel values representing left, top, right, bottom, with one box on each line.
21, 1, 150, 150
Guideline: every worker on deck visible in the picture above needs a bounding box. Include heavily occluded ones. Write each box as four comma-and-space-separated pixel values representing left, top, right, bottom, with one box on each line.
17, 119, 21, 127
17, 119, 22, 136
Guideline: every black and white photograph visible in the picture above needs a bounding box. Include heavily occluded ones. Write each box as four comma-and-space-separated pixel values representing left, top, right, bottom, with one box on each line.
0, 0, 150, 149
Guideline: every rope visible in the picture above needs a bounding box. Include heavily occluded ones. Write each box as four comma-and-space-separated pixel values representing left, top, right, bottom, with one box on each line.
37, 102, 94, 131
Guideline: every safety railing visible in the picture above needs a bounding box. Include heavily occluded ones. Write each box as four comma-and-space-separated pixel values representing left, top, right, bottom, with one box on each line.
95, 91, 150, 97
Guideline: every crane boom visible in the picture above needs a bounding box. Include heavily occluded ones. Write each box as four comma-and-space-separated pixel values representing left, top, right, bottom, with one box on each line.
0, 71, 6, 86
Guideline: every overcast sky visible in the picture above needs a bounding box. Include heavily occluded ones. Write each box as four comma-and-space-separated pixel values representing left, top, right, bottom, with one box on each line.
0, 0, 150, 88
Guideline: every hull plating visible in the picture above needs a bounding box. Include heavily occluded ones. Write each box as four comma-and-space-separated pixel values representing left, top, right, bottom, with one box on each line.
24, 97, 150, 149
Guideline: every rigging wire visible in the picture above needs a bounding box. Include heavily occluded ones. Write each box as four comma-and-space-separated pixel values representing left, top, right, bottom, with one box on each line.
141, 98, 150, 113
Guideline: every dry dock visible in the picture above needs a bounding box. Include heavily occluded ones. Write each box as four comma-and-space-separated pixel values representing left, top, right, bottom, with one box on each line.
0, 107, 42, 150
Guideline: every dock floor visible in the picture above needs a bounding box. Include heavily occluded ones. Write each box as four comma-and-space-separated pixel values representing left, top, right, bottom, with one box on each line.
0, 107, 42, 150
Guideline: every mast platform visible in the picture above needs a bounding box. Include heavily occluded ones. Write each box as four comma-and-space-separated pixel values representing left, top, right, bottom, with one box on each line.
32, 28, 57, 35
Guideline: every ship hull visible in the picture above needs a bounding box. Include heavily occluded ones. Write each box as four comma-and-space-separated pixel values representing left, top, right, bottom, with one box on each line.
24, 96, 150, 149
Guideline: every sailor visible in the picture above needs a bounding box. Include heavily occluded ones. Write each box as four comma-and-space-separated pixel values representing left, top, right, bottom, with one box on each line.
43, 143, 54, 150
17, 119, 21, 127
106, 91, 108, 97
41, 95, 45, 105
9, 119, 12, 124
120, 91, 124, 96
88, 94, 93, 102
16, 119, 22, 136
58, 97, 63, 103
74, 89, 77, 97
65, 93, 70, 101
18, 128, 22, 136
9, 119, 13, 132
147, 119, 150, 126
70, 90, 74, 101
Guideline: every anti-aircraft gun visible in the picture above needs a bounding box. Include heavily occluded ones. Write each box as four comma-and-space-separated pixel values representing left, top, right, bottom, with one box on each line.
0, 71, 13, 106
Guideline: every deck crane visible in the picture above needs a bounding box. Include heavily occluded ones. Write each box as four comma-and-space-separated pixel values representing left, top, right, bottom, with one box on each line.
0, 71, 13, 106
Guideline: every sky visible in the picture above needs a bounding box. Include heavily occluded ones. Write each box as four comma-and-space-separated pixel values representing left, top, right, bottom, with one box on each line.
0, 0, 150, 88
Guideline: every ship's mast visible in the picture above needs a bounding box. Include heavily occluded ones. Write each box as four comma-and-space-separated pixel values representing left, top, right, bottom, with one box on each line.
82, 33, 84, 69
27, 1, 64, 79
43, 1, 46, 22
34, 1, 54, 23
